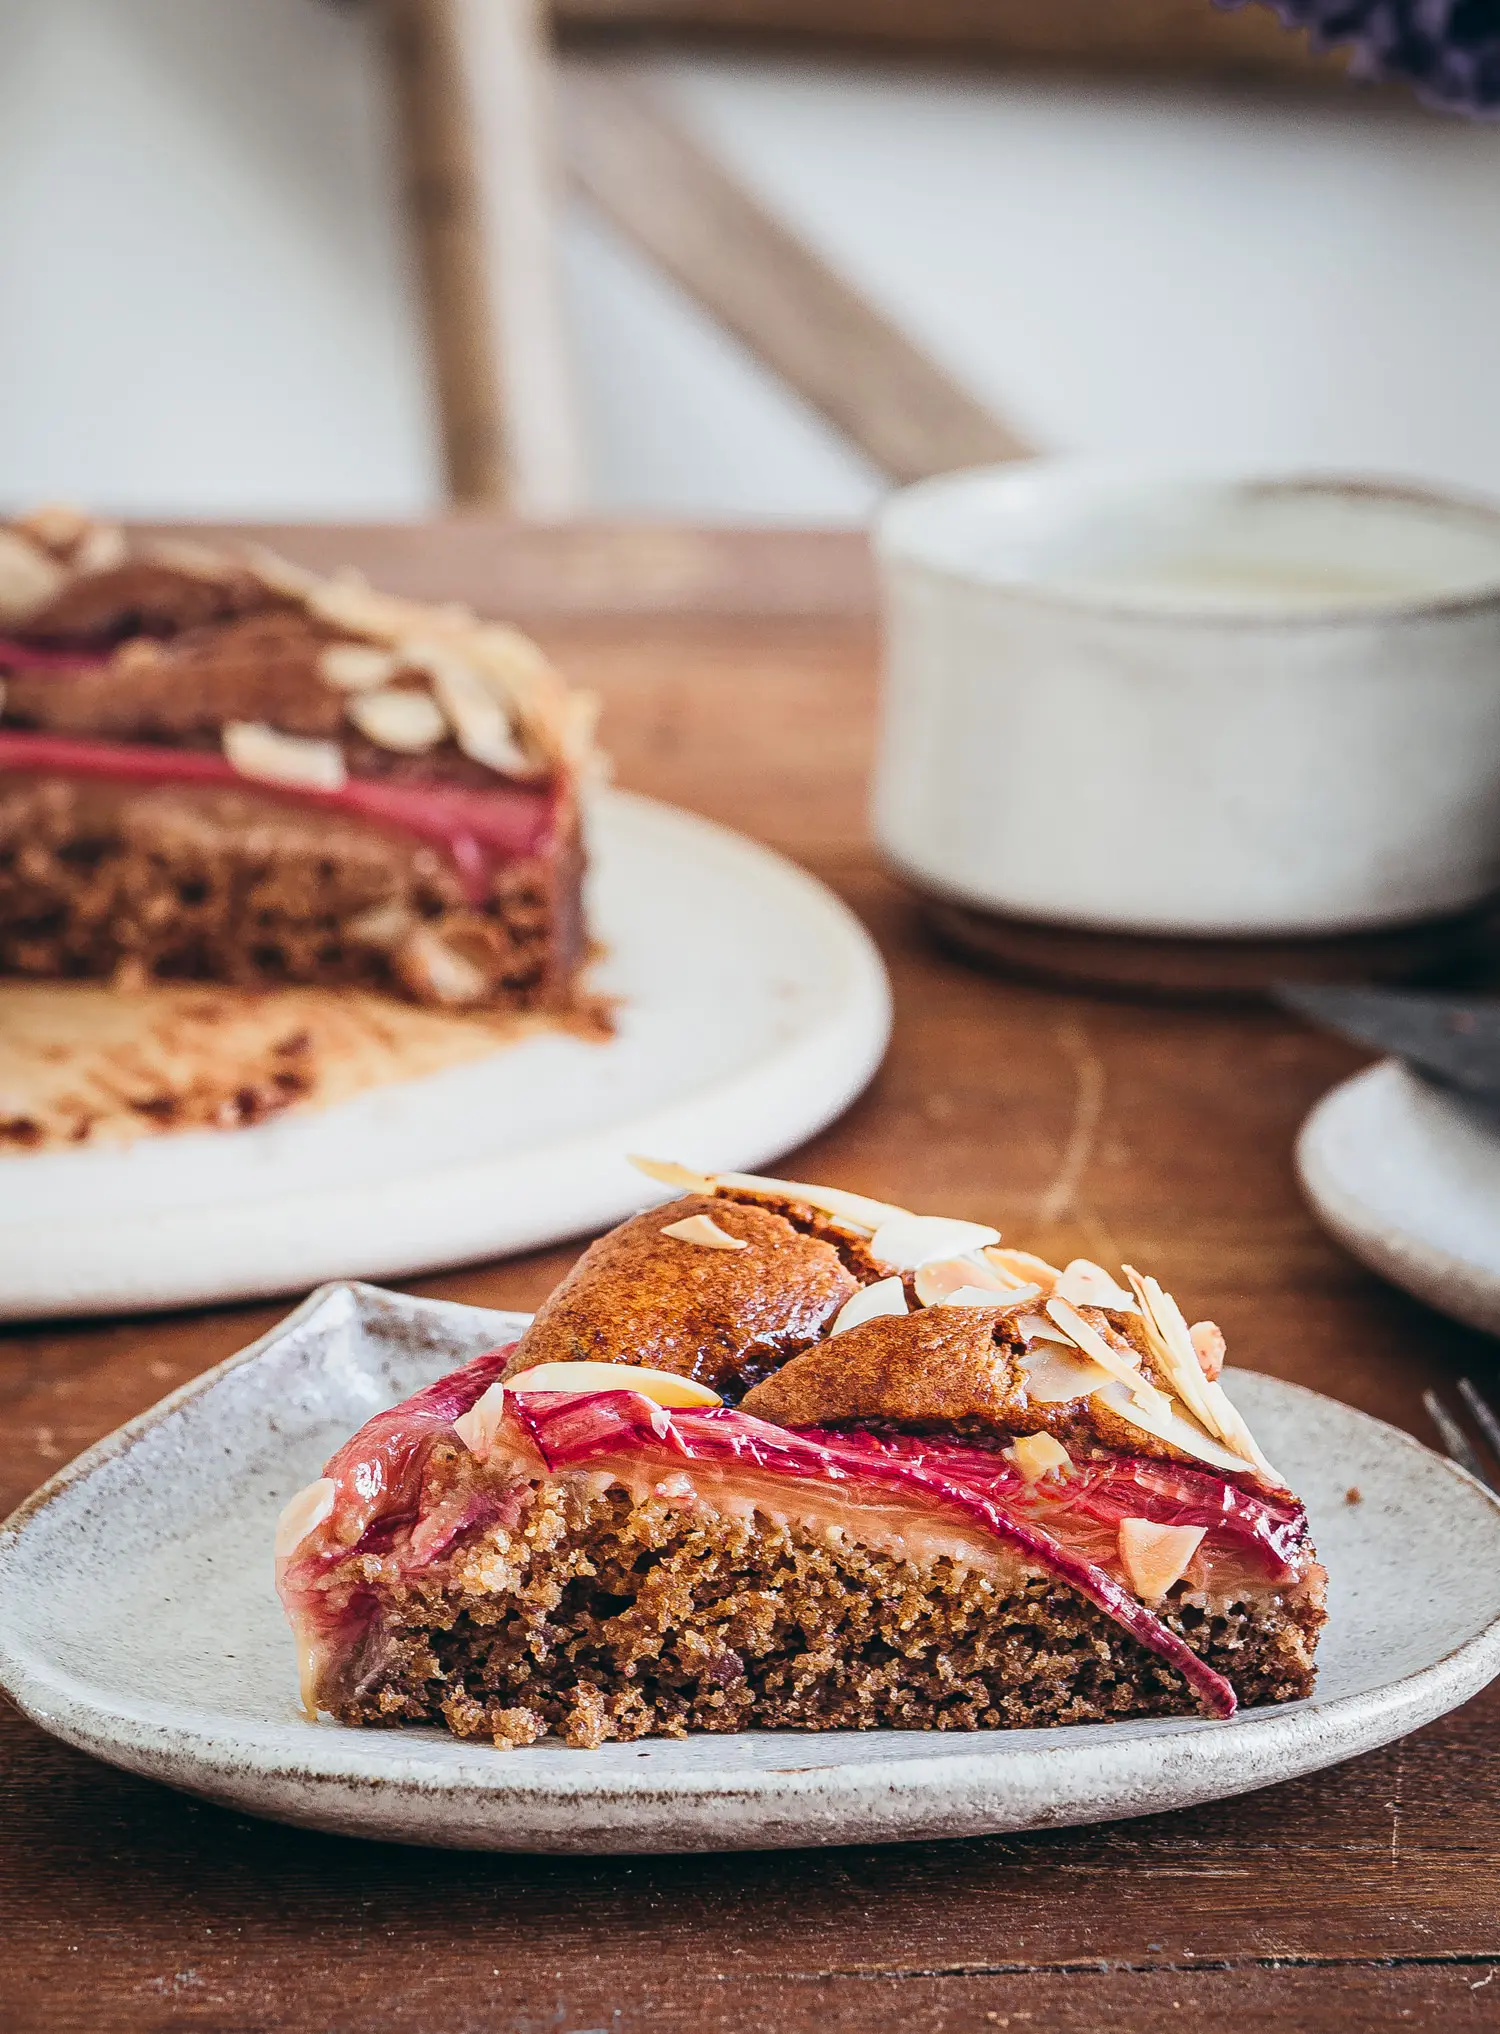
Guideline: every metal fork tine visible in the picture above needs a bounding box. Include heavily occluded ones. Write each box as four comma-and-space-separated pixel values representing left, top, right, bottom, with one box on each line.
1456, 1377, 1500, 1466
1422, 1388, 1499, 1491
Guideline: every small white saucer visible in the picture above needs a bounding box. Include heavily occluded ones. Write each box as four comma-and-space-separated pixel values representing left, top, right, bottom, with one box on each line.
1298, 1058, 1500, 1336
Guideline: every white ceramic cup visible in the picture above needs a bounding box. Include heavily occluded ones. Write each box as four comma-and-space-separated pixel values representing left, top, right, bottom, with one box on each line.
873, 462, 1500, 939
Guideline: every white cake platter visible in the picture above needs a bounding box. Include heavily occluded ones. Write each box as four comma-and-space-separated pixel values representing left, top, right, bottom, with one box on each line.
0, 791, 891, 1319
3, 1284, 1498, 1855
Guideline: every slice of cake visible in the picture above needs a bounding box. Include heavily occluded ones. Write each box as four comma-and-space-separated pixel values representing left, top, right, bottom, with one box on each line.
277, 1163, 1325, 1746
0, 507, 599, 1011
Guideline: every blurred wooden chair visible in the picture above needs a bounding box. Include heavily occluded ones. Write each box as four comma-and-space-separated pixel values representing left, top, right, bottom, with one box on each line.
386, 0, 1348, 514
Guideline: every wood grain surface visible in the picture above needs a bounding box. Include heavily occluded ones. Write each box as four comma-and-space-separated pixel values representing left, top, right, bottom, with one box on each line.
3, 529, 1498, 2032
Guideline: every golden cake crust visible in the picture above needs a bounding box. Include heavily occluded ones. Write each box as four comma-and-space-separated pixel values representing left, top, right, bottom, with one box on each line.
504, 1193, 859, 1395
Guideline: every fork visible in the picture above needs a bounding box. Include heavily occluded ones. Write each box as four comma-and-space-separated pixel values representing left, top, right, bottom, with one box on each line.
1423, 1377, 1500, 1493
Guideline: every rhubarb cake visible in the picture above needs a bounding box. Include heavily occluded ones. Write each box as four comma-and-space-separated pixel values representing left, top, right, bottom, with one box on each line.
0, 507, 598, 1011
277, 1163, 1326, 1747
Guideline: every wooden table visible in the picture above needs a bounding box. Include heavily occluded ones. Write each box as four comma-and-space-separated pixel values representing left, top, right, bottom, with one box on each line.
4, 525, 1498, 2032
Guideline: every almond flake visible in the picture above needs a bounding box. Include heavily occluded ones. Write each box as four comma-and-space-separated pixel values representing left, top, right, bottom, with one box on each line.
870, 1213, 1001, 1271
318, 642, 400, 692
347, 685, 447, 753
505, 1361, 721, 1409
416, 647, 535, 776
1006, 1432, 1071, 1482
274, 1477, 337, 1559
983, 1245, 1063, 1290
660, 1213, 748, 1251
73, 521, 127, 573
712, 1172, 908, 1233
13, 503, 93, 553
0, 530, 66, 625
1118, 1517, 1207, 1601
628, 1157, 909, 1237
393, 925, 489, 1006
1015, 1311, 1078, 1348
915, 1255, 1014, 1306
1123, 1266, 1282, 1486
1046, 1297, 1168, 1414
1092, 1377, 1256, 1477
938, 1282, 1041, 1310
829, 1276, 908, 1337
1052, 1258, 1138, 1313
453, 1382, 509, 1460
1190, 1321, 1227, 1380
1020, 1344, 1114, 1403
345, 899, 414, 949
222, 720, 346, 793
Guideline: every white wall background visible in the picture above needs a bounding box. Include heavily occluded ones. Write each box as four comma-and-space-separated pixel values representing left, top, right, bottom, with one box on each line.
3, 0, 1500, 523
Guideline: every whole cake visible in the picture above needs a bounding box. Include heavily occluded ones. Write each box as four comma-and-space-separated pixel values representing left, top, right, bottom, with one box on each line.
0, 507, 598, 1011
277, 1163, 1326, 1746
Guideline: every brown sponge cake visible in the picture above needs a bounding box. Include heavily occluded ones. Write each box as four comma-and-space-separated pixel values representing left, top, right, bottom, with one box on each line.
0, 510, 599, 1012
277, 1164, 1326, 1747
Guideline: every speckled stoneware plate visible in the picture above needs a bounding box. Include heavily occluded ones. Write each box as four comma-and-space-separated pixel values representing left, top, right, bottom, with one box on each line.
1298, 1058, 1500, 1337
4, 1284, 1499, 1856
0, 791, 891, 1321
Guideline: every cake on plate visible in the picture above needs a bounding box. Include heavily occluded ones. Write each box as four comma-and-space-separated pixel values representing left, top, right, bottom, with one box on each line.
0, 507, 598, 1013
277, 1162, 1326, 1746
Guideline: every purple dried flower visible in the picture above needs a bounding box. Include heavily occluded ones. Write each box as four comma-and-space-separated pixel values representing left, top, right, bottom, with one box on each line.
1219, 1, 1500, 113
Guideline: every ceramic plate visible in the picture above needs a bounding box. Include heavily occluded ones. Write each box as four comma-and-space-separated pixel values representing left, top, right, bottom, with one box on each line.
0, 791, 890, 1320
1298, 1057, 1500, 1337
4, 1283, 1499, 1855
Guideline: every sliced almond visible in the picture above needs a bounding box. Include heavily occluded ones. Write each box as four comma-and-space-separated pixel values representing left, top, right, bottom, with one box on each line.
1046, 1297, 1168, 1414
13, 503, 93, 553
419, 648, 535, 776
630, 1156, 710, 1194
453, 1382, 509, 1460
347, 685, 447, 753
627, 1157, 908, 1237
1190, 1321, 1226, 1381
1123, 1266, 1283, 1485
829, 1275, 908, 1337
915, 1255, 1013, 1307
393, 925, 490, 1006
1015, 1310, 1077, 1348
1052, 1258, 1139, 1313
274, 1476, 337, 1559
73, 521, 128, 574
660, 1213, 748, 1251
223, 720, 346, 793
1092, 1378, 1257, 1477
869, 1213, 1002, 1271
505, 1361, 722, 1409
318, 642, 400, 692
1118, 1518, 1207, 1601
1006, 1432, 1071, 1482
713, 1172, 908, 1234
983, 1245, 1063, 1291
1020, 1344, 1114, 1403
305, 569, 421, 642
345, 899, 414, 950
0, 530, 66, 625
938, 1282, 1042, 1310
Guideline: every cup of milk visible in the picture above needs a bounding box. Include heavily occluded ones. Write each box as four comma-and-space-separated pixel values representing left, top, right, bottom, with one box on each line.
873, 462, 1500, 959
